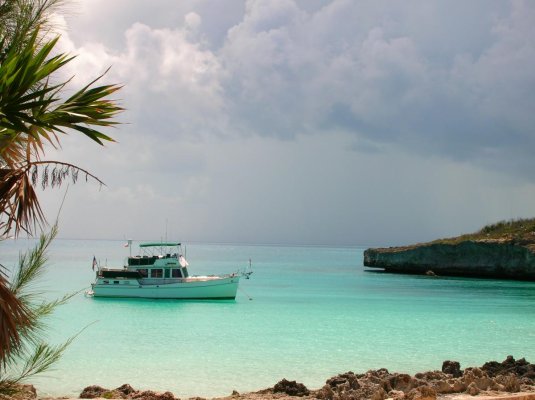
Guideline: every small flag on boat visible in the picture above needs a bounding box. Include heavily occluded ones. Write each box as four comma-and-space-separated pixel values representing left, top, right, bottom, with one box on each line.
179, 255, 189, 267
92, 256, 97, 271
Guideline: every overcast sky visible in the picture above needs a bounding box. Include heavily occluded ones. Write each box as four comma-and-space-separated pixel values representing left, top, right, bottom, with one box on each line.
38, 0, 535, 246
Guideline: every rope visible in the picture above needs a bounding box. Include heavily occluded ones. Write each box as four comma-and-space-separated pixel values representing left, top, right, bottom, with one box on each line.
238, 286, 253, 301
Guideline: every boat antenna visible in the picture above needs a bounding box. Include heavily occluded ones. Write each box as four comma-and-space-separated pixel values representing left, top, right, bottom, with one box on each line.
128, 239, 132, 257
165, 218, 168, 242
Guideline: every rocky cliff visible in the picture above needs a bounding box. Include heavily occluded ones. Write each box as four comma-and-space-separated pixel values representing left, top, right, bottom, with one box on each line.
364, 238, 535, 281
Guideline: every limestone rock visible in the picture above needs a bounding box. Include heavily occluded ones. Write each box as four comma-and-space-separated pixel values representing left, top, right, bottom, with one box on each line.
452, 380, 467, 392
433, 380, 453, 394
131, 390, 176, 400
364, 241, 535, 280
387, 389, 406, 400
117, 384, 136, 396
406, 386, 436, 400
80, 385, 109, 399
387, 374, 415, 392
326, 372, 360, 390
465, 382, 479, 396
371, 387, 387, 400
499, 374, 521, 392
316, 384, 334, 400
0, 384, 37, 400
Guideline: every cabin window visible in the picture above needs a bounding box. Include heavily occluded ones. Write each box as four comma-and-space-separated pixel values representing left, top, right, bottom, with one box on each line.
171, 269, 182, 278
138, 269, 148, 277
151, 269, 163, 278
114, 281, 119, 284
103, 280, 109, 284
164, 269, 170, 278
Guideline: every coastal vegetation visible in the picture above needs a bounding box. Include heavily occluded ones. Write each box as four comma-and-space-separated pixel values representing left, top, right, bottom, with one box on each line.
0, 0, 122, 392
431, 218, 535, 246
373, 218, 535, 251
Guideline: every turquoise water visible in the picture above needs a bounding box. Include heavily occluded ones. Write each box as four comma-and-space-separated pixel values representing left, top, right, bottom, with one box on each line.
2, 239, 535, 398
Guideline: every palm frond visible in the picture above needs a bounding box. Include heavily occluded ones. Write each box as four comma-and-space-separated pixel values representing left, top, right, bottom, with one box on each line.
17, 338, 73, 382
0, 0, 65, 61
0, 167, 45, 237
10, 221, 56, 295
2, 223, 57, 353
0, 272, 31, 366
0, 160, 105, 236
0, 338, 73, 385
0, 32, 75, 165
0, 223, 79, 380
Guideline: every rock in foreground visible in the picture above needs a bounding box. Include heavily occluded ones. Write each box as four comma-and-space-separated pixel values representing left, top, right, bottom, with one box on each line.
76, 356, 535, 400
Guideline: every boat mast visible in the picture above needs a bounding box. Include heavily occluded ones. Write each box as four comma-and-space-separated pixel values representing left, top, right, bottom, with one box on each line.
165, 218, 168, 242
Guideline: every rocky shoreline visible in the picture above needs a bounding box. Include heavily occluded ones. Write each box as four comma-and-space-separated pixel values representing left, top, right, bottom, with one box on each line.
7, 356, 534, 400
363, 241, 535, 280
362, 219, 535, 280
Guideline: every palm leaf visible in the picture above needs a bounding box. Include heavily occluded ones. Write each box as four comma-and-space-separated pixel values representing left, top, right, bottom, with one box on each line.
0, 272, 31, 367
16, 339, 73, 382
0, 223, 78, 377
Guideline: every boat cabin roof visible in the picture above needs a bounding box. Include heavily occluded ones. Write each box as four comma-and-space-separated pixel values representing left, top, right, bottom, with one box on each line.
140, 242, 181, 247
129, 242, 184, 262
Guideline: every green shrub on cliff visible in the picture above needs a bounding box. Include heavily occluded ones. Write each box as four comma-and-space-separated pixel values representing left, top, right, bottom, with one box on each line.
478, 218, 535, 237
433, 217, 535, 245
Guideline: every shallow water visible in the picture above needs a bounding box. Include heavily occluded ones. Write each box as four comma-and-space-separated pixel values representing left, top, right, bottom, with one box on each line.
2, 239, 535, 398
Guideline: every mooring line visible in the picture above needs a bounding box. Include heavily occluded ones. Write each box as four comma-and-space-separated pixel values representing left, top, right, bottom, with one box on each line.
239, 286, 253, 301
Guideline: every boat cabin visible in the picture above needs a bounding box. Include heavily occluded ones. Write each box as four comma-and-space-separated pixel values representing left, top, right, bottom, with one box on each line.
97, 242, 189, 281
126, 242, 189, 279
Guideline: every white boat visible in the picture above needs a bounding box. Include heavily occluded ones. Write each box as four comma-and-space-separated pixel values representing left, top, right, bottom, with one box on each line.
88, 242, 252, 299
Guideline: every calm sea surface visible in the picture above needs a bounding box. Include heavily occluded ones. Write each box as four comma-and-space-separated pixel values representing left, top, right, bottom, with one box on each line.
2, 239, 535, 398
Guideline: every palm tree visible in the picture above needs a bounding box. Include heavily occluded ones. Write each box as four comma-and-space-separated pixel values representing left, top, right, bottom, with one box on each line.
0, 223, 78, 392
0, 0, 123, 386
0, 0, 123, 236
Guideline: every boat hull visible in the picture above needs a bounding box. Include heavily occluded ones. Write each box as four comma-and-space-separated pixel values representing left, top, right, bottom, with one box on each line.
91, 276, 240, 299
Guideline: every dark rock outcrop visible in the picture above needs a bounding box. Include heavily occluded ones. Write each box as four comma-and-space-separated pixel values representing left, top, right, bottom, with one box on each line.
80, 385, 108, 398
364, 240, 535, 280
79, 385, 177, 400
482, 355, 535, 378
441, 360, 462, 377
273, 379, 310, 396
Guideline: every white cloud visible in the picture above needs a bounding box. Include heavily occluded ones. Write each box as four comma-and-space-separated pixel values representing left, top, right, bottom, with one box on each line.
37, 0, 535, 245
